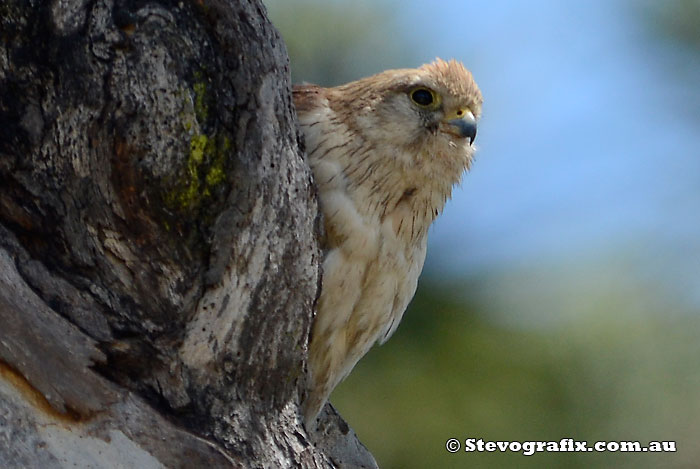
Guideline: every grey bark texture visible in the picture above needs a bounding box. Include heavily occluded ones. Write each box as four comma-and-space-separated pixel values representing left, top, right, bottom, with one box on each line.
0, 0, 377, 467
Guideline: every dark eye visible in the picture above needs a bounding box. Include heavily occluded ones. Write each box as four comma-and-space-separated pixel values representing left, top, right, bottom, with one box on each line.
410, 88, 434, 107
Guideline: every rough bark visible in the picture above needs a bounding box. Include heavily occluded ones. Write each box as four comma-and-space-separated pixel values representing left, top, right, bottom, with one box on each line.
0, 0, 377, 467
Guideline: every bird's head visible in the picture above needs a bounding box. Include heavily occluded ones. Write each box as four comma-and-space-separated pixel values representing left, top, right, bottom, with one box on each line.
332, 58, 482, 171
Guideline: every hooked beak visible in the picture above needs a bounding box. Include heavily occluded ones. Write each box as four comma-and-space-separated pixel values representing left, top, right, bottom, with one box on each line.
440, 111, 477, 144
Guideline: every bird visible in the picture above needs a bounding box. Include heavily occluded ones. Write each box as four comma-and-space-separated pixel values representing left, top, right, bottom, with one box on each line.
293, 58, 482, 428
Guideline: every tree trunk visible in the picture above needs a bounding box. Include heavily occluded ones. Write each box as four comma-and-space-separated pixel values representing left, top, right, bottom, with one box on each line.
0, 1, 377, 467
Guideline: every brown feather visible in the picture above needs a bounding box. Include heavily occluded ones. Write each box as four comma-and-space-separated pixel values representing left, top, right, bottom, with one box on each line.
292, 84, 326, 114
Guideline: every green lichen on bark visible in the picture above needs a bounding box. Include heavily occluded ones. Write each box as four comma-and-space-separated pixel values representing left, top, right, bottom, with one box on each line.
165, 132, 231, 213
164, 76, 231, 215
193, 81, 208, 123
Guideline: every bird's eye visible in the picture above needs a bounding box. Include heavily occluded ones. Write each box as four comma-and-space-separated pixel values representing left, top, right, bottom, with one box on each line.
410, 88, 436, 107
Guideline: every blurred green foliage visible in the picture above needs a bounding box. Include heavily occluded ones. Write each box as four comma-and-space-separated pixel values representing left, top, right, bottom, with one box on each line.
650, 0, 700, 50
263, 0, 414, 85
333, 277, 700, 468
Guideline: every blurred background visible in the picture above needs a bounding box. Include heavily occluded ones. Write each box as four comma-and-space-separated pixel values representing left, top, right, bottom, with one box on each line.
263, 0, 700, 467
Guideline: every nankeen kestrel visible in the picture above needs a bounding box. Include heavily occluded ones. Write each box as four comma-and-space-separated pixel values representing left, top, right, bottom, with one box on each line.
293, 58, 482, 428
